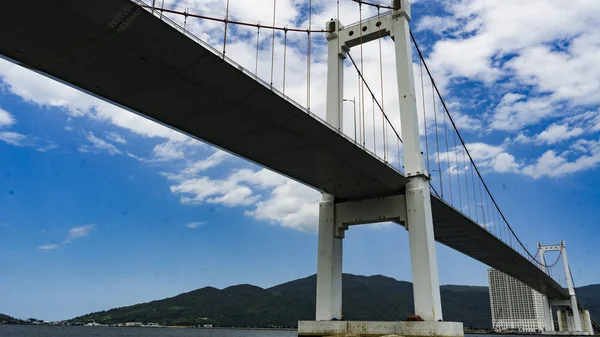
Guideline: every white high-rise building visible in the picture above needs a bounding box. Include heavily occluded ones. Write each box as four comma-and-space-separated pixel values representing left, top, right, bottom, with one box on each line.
488, 268, 550, 332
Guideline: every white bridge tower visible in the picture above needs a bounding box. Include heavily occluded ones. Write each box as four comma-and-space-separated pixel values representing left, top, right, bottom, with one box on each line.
300, 1, 463, 336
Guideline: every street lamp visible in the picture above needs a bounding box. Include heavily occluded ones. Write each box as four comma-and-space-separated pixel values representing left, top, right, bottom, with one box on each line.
476, 204, 487, 231
343, 98, 357, 143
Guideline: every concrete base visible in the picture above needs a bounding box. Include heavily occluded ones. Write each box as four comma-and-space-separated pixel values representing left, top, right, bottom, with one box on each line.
298, 321, 464, 337
541, 332, 593, 336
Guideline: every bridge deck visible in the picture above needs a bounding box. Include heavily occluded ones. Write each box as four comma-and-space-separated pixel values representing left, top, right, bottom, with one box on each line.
0, 0, 568, 300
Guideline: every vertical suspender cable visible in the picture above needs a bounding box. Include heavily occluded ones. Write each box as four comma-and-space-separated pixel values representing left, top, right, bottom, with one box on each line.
420, 60, 430, 173
358, 72, 364, 146
183, 8, 188, 30
478, 177, 485, 226
282, 28, 287, 95
222, 0, 230, 58
359, 2, 366, 149
396, 138, 402, 171
377, 6, 387, 162
270, 0, 277, 87
453, 132, 462, 212
432, 84, 443, 197
372, 96, 377, 154
463, 148, 471, 218
255, 25, 260, 76
470, 161, 479, 223
306, 0, 311, 111
442, 102, 453, 205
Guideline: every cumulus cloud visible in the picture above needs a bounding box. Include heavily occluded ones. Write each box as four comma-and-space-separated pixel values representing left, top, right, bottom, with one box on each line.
79, 132, 121, 155
0, 107, 15, 127
536, 123, 584, 145
522, 140, 600, 179
106, 132, 126, 144
0, 131, 26, 146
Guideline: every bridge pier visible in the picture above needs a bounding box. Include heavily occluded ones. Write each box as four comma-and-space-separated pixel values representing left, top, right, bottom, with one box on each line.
315, 193, 343, 321
302, 1, 461, 336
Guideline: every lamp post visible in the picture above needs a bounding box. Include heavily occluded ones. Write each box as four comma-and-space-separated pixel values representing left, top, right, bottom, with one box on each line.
343, 98, 357, 143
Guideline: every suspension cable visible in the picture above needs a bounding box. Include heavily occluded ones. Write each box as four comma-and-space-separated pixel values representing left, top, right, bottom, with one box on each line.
420, 59, 430, 173
372, 97, 377, 154
282, 28, 287, 95
432, 83, 443, 198
442, 100, 453, 205
255, 24, 260, 76
410, 30, 549, 265
347, 52, 403, 143
359, 2, 366, 148
377, 6, 387, 162
306, 0, 311, 112
145, 4, 332, 33
222, 0, 230, 58
350, 0, 396, 10
453, 132, 462, 212
270, 0, 277, 87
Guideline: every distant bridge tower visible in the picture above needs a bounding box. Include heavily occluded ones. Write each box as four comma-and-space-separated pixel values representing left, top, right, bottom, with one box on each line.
300, 1, 463, 336
538, 241, 593, 334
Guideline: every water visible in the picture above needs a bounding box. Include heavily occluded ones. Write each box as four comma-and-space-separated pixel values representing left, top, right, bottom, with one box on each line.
0, 326, 297, 337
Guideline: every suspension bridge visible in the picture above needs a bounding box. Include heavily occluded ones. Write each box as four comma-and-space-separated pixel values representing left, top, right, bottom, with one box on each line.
0, 0, 593, 335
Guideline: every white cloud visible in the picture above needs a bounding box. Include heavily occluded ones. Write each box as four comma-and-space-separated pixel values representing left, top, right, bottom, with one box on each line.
416, 16, 459, 35
79, 132, 121, 155
244, 180, 320, 232
106, 132, 126, 144
536, 123, 584, 145
170, 175, 259, 207
37, 244, 60, 251
0, 131, 26, 146
490, 93, 559, 131
522, 140, 600, 178
185, 222, 205, 229
65, 224, 95, 242
0, 107, 15, 127
489, 152, 519, 173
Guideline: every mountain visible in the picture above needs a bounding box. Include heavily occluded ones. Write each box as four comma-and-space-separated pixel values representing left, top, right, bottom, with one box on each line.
0, 313, 22, 324
577, 284, 600, 326
70, 274, 598, 329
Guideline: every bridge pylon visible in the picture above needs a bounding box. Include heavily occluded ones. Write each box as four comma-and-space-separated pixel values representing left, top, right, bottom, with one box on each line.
539, 241, 593, 334
301, 1, 462, 336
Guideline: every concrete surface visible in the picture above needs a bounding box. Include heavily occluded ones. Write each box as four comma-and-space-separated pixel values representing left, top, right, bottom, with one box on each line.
298, 321, 464, 337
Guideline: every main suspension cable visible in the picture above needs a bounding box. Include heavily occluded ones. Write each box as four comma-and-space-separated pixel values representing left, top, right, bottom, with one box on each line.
347, 52, 403, 144
410, 30, 552, 266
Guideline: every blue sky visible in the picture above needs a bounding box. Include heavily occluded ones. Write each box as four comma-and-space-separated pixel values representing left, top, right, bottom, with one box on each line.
1, 0, 600, 322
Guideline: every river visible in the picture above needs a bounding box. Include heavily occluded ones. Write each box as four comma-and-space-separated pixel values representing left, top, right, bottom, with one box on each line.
0, 325, 298, 336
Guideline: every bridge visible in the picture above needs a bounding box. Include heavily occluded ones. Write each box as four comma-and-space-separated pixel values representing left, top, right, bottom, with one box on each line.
0, 0, 591, 335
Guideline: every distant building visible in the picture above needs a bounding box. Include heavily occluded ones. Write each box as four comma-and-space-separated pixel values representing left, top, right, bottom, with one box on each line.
125, 322, 143, 327
488, 268, 548, 332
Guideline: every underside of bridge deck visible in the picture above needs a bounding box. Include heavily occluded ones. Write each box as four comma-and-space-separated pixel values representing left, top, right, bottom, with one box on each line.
0, 0, 568, 301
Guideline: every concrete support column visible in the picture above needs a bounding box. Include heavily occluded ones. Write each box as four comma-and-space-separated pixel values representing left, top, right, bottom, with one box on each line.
392, 1, 443, 322
316, 193, 343, 320
542, 295, 553, 332
561, 242, 582, 332
316, 20, 345, 321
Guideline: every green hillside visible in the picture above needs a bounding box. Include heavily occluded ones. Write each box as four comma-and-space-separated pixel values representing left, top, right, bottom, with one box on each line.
70, 274, 599, 329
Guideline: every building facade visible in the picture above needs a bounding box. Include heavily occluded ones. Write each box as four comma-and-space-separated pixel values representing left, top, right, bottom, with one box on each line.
488, 268, 549, 332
